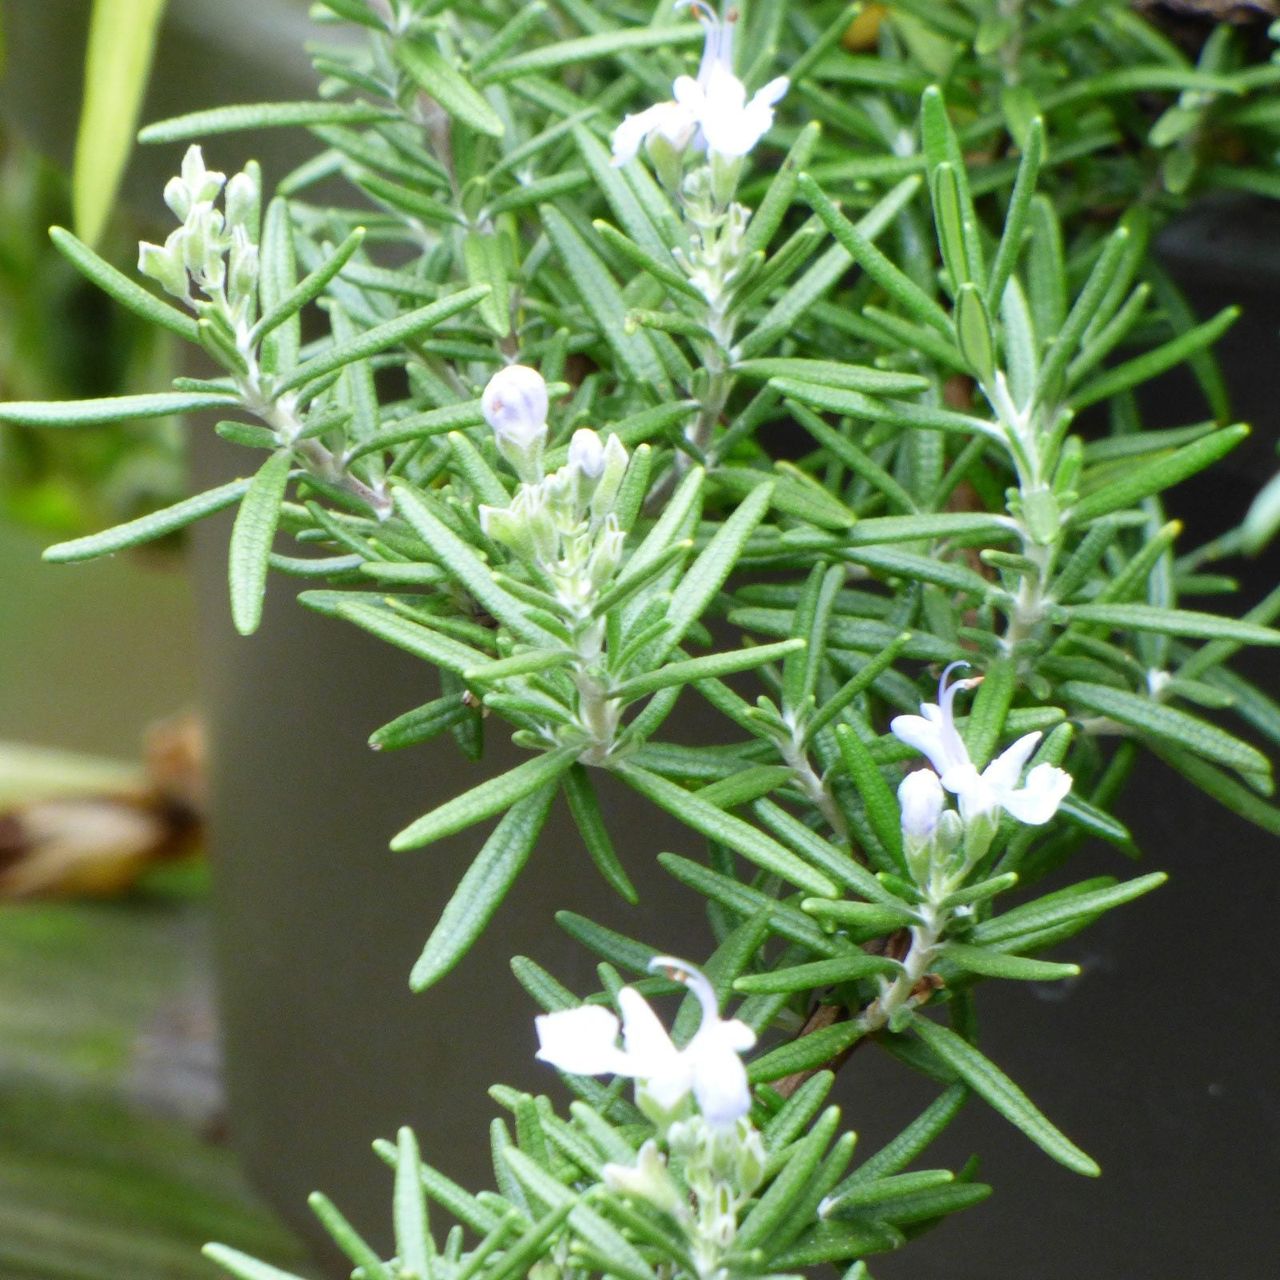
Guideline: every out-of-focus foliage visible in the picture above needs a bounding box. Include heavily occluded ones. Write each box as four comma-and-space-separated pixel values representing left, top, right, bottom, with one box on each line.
0, 130, 182, 538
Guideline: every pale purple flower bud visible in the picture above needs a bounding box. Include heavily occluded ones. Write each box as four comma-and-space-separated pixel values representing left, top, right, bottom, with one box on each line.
568, 429, 606, 479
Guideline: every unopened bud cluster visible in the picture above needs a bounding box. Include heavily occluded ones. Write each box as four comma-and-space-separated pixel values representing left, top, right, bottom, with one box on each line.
139, 145, 261, 335
479, 366, 630, 619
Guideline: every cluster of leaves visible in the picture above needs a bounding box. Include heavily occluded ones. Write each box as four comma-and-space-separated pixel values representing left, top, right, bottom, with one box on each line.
6, 1, 1280, 1277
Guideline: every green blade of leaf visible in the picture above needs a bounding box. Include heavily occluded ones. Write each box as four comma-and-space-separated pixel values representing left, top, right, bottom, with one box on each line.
139, 101, 392, 144
398, 38, 505, 137
616, 764, 838, 897
73, 0, 168, 248
563, 764, 637, 904
1062, 680, 1272, 786
911, 1017, 1099, 1176
612, 639, 803, 702
390, 481, 554, 647
0, 391, 239, 426
974, 872, 1167, 946
941, 943, 1080, 982
228, 451, 293, 637
393, 1128, 432, 1277
409, 784, 557, 991
479, 24, 700, 82
392, 748, 576, 852
277, 286, 490, 393
1069, 425, 1248, 525
44, 477, 251, 563
203, 1245, 308, 1280
50, 226, 199, 341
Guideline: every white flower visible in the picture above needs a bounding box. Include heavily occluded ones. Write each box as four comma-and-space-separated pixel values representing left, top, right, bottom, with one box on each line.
612, 95, 701, 167
535, 956, 756, 1128
611, 3, 788, 166
890, 662, 1072, 827
482, 365, 548, 450
696, 62, 789, 160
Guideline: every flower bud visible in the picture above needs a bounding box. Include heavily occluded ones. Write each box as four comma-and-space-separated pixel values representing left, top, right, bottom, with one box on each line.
590, 434, 630, 521
225, 167, 261, 241
603, 1141, 686, 1219
228, 227, 260, 305
568, 428, 606, 479
163, 176, 191, 222
179, 145, 225, 205
899, 769, 944, 846
138, 236, 190, 301
482, 365, 549, 483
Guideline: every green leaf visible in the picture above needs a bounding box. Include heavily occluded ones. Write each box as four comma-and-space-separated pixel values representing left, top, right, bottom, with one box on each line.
392, 748, 576, 852
50, 226, 199, 341
251, 227, 366, 346
203, 1245, 308, 1280
391, 483, 553, 647
44, 478, 251, 563
799, 174, 952, 336
1062, 681, 1272, 786
0, 391, 238, 426
1069, 424, 1248, 525
228, 451, 292, 637
277, 287, 490, 393
736, 1108, 844, 1250
974, 873, 1167, 946
398, 39, 505, 137
308, 1192, 392, 1280
657, 853, 840, 955
735, 358, 928, 397
612, 640, 803, 702
1150, 743, 1280, 836
658, 483, 776, 660
393, 1128, 432, 1278
139, 101, 391, 144
463, 231, 512, 337
911, 1018, 1099, 1176
840, 1083, 968, 1184
1064, 603, 1280, 647
954, 283, 995, 382
835, 725, 904, 870
369, 695, 469, 752
987, 118, 1044, 310
324, 600, 495, 678
734, 953, 900, 995
479, 23, 700, 81
73, 0, 167, 248
942, 943, 1080, 982
1070, 308, 1239, 409
748, 1025, 863, 1083
616, 764, 838, 897
563, 765, 637, 904
801, 899, 918, 940
540, 206, 665, 389
409, 785, 557, 990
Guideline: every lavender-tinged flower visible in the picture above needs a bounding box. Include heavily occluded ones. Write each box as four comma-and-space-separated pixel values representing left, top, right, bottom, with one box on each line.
611, 3, 788, 167
535, 956, 756, 1128
891, 662, 1072, 828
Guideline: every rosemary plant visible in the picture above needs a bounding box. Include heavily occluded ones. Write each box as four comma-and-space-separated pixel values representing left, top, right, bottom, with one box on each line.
7, 2, 1280, 1277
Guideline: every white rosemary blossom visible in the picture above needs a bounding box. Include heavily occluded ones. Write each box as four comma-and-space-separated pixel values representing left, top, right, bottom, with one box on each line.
535, 956, 756, 1128
891, 662, 1072, 827
611, 3, 788, 167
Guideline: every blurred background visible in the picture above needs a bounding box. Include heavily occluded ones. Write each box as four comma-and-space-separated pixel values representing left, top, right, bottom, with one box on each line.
1, 3, 1278, 1280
